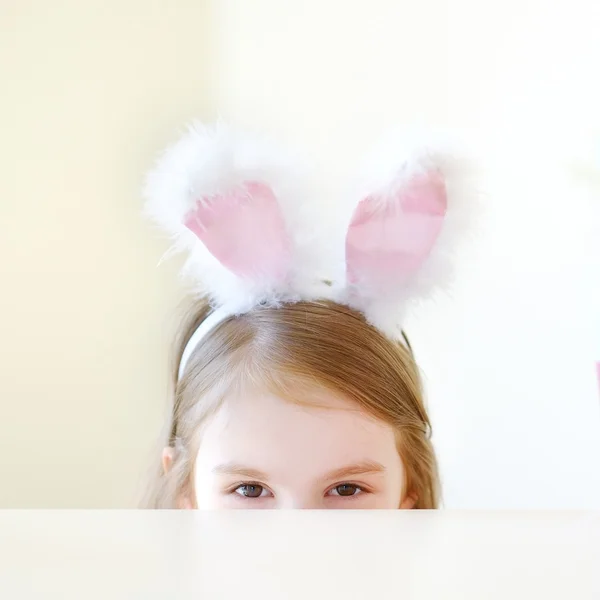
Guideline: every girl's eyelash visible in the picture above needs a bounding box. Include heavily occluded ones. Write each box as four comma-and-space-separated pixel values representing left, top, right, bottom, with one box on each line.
227, 481, 262, 492
326, 482, 372, 497
227, 481, 272, 498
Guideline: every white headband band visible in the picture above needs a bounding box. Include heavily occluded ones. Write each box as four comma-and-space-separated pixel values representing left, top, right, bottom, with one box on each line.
178, 305, 232, 380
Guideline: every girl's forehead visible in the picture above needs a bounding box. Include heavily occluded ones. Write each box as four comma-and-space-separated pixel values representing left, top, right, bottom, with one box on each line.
215, 383, 389, 435
195, 388, 401, 478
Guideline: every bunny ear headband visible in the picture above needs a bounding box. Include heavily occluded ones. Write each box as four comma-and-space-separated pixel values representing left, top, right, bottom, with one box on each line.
144, 122, 476, 380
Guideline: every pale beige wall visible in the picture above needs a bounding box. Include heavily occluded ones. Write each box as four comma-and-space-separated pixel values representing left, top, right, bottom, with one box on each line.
0, 1, 216, 507
1, 0, 599, 507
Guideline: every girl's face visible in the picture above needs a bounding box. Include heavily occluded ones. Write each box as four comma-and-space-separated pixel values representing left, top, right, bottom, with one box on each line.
190, 387, 412, 509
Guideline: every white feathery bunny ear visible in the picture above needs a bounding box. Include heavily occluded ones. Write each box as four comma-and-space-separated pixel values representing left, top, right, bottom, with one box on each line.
344, 130, 478, 338
143, 122, 321, 314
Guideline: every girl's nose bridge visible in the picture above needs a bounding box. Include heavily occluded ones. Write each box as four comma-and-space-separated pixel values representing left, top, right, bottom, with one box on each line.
278, 491, 322, 510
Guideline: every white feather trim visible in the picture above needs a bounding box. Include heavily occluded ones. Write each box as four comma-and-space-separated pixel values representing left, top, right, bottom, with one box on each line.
143, 122, 331, 313
340, 127, 481, 339
144, 122, 479, 344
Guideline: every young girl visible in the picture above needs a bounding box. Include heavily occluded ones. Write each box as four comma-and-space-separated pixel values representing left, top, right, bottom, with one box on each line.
142, 123, 473, 509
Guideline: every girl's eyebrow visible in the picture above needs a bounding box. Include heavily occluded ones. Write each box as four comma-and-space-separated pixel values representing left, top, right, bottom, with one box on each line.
321, 460, 386, 482
212, 463, 269, 480
212, 460, 386, 482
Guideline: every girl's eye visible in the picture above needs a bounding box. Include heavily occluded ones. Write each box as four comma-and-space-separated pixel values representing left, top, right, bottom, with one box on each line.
234, 484, 269, 498
328, 483, 363, 497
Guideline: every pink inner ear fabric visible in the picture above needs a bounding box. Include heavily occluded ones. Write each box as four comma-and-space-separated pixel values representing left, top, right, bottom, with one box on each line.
346, 170, 447, 290
184, 181, 291, 281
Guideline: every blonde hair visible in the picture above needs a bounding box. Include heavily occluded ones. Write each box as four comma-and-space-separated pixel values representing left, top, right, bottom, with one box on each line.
142, 299, 440, 509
